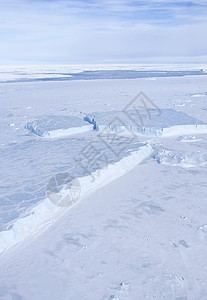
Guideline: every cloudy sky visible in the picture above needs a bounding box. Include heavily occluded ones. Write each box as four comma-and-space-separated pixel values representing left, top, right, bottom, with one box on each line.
0, 0, 207, 64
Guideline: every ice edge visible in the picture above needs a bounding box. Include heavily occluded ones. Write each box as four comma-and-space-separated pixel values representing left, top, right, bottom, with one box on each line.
96, 124, 207, 137
0, 144, 153, 254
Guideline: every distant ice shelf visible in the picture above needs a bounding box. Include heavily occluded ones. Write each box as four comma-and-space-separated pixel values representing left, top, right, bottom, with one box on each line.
1, 68, 207, 83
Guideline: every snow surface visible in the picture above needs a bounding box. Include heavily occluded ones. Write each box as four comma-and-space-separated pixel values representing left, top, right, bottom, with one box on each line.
0, 66, 207, 299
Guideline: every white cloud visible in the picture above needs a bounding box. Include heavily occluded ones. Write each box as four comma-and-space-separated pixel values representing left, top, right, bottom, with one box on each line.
0, 0, 207, 63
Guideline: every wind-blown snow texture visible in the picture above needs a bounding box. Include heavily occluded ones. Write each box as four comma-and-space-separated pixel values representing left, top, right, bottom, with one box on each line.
0, 65, 207, 300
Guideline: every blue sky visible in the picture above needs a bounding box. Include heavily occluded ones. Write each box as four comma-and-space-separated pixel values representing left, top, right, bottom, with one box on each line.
0, 0, 207, 64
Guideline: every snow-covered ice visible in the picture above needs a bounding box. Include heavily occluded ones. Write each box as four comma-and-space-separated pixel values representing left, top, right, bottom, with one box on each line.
0, 65, 207, 299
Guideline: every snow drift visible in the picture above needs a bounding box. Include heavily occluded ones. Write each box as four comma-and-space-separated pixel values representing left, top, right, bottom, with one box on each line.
153, 150, 207, 168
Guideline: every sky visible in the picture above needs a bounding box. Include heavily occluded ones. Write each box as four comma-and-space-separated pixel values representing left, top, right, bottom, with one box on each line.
0, 0, 207, 64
